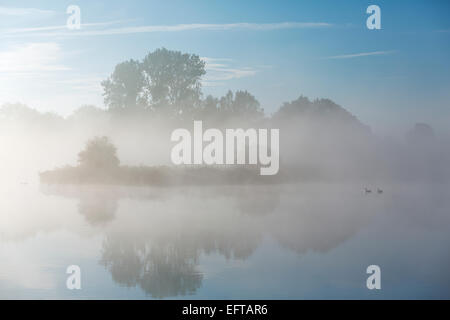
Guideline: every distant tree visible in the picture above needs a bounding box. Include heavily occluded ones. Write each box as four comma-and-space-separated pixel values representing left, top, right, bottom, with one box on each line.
101, 59, 145, 112
78, 136, 120, 169
0, 103, 63, 127
195, 95, 219, 120
274, 96, 348, 119
141, 48, 206, 113
273, 95, 369, 132
218, 90, 263, 120
203, 95, 219, 111
69, 105, 107, 120
406, 123, 436, 145
0, 103, 40, 121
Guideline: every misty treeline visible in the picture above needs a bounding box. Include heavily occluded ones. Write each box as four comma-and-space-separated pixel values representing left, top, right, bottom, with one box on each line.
101, 48, 263, 123
1, 48, 449, 183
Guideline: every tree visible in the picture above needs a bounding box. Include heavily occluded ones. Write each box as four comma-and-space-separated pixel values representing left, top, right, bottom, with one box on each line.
218, 90, 263, 120
273, 95, 369, 132
406, 123, 436, 145
69, 105, 107, 121
0, 103, 63, 128
141, 48, 206, 113
78, 136, 120, 169
101, 59, 145, 112
195, 95, 219, 120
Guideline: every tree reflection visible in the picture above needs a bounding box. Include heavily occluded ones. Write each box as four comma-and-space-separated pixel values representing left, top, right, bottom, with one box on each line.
40, 185, 119, 226
41, 184, 374, 298
234, 185, 281, 216
77, 193, 117, 226
100, 235, 202, 298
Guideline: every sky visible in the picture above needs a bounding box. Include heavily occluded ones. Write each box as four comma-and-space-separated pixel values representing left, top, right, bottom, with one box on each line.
0, 0, 449, 135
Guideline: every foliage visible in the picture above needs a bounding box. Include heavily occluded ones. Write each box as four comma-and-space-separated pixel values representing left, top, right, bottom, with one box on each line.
101, 48, 206, 115
101, 59, 145, 112
78, 136, 120, 169
141, 48, 206, 112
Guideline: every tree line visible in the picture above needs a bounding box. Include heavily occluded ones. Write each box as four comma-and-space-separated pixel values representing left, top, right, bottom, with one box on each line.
0, 47, 369, 132
101, 47, 264, 123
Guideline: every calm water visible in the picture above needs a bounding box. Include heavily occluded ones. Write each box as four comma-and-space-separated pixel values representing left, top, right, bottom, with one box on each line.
0, 182, 449, 299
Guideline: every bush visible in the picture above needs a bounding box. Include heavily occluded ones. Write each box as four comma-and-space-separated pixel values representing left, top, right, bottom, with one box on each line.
78, 136, 120, 170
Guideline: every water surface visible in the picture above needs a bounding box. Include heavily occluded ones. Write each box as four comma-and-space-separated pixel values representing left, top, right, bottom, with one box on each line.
0, 182, 449, 299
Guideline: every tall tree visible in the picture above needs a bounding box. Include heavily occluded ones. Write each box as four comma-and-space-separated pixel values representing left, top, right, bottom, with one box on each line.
141, 48, 206, 113
101, 59, 145, 112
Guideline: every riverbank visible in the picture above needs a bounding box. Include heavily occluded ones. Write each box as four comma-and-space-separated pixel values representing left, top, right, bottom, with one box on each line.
39, 165, 284, 186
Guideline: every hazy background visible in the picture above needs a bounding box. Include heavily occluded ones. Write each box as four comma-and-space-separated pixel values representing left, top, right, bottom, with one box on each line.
0, 0, 449, 299
1, 0, 450, 134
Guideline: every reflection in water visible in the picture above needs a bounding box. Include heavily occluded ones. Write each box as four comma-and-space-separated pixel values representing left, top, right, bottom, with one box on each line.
77, 193, 118, 226
2, 182, 448, 298
99, 232, 261, 297
41, 185, 120, 226
269, 186, 373, 254
235, 185, 281, 216
100, 235, 202, 298
40, 183, 373, 297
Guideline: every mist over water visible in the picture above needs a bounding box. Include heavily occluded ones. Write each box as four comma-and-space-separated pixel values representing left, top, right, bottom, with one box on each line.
1, 181, 449, 299
0, 98, 449, 299
0, 32, 449, 299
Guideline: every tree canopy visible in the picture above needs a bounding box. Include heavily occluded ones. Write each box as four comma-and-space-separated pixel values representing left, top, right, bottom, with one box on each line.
78, 136, 120, 169
102, 48, 206, 114
101, 59, 145, 112
97, 48, 370, 129
142, 48, 206, 112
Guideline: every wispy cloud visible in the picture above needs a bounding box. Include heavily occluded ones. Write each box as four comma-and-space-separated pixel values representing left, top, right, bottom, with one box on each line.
0, 42, 105, 112
62, 22, 334, 36
2, 21, 333, 38
1, 21, 132, 36
201, 57, 257, 87
0, 42, 104, 89
0, 6, 54, 16
0, 43, 69, 75
323, 51, 396, 60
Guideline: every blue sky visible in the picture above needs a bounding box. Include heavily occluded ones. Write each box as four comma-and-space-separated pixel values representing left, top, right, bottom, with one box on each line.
0, 0, 449, 134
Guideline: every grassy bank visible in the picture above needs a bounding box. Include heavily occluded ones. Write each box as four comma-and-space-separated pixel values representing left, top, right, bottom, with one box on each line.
39, 165, 283, 186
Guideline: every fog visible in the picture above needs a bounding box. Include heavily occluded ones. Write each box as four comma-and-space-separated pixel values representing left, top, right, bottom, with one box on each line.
0, 47, 449, 299
1, 98, 448, 185
1, 49, 448, 185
